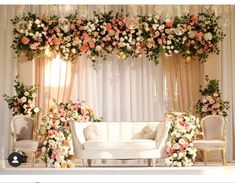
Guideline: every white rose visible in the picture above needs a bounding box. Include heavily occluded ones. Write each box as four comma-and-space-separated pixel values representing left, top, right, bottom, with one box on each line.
167, 40, 172, 45
95, 45, 101, 51
173, 153, 178, 158
203, 32, 212, 41
33, 107, 40, 113
24, 91, 29, 96
71, 48, 76, 53
21, 96, 27, 103
41, 147, 46, 152
174, 50, 179, 54
54, 161, 61, 168
34, 19, 41, 25
202, 98, 207, 103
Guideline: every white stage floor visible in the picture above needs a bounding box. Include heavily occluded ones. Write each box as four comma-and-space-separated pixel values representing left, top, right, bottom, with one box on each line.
1, 161, 235, 175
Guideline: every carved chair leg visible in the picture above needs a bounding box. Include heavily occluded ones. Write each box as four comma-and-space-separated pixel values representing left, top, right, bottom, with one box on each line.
152, 158, 156, 167
147, 159, 151, 167
32, 152, 35, 167
203, 151, 207, 166
221, 149, 226, 165
87, 159, 92, 167
82, 159, 87, 167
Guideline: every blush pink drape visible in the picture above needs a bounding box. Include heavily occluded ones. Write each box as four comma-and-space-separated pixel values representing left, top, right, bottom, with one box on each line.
162, 54, 204, 114
35, 56, 77, 128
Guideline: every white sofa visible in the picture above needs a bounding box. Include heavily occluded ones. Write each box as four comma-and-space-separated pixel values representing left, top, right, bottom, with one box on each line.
69, 121, 170, 167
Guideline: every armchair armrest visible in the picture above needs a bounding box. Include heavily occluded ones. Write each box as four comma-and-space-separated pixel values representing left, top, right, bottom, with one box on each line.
155, 121, 171, 158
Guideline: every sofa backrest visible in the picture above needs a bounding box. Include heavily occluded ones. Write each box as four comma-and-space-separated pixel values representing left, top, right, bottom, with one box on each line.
69, 121, 170, 158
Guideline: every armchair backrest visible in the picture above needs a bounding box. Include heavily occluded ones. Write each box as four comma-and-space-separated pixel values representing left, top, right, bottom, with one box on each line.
201, 115, 226, 140
11, 115, 34, 141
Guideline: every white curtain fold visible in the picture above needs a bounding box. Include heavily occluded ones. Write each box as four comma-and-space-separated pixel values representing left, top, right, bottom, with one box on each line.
73, 55, 164, 122
221, 5, 235, 161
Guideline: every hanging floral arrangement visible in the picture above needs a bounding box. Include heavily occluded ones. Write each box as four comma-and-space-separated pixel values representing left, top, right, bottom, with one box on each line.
195, 75, 230, 118
39, 99, 101, 168
2, 76, 41, 117
11, 9, 225, 65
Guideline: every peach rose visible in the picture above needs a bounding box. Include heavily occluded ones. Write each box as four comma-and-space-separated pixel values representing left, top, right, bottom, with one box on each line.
72, 39, 79, 46
30, 42, 40, 50
79, 43, 89, 53
105, 23, 112, 31
62, 140, 69, 146
166, 20, 173, 27
66, 36, 71, 42
21, 36, 30, 45
53, 37, 61, 46
82, 32, 89, 41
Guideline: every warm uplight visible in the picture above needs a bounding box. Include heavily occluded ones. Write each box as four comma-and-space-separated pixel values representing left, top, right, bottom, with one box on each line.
44, 55, 71, 87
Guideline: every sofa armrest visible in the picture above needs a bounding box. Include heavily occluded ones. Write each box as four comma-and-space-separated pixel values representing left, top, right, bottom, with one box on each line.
155, 121, 171, 157
69, 121, 85, 159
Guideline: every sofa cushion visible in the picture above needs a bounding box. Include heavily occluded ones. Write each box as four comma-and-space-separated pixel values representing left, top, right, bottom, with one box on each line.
83, 139, 156, 150
132, 126, 156, 140
84, 124, 105, 141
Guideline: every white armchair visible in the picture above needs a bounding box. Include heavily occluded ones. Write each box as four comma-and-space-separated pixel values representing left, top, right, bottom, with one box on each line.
11, 115, 39, 166
193, 115, 226, 165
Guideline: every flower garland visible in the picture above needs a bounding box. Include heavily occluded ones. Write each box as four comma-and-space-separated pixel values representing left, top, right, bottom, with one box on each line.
165, 112, 200, 167
11, 9, 225, 64
39, 100, 101, 168
195, 75, 230, 118
2, 76, 41, 117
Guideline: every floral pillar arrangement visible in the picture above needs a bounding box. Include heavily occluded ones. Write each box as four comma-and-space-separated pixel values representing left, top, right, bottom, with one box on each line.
195, 75, 230, 118
2, 76, 41, 117
165, 112, 200, 167
39, 100, 101, 168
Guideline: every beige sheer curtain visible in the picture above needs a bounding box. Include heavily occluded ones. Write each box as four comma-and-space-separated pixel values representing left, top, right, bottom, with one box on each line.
35, 56, 77, 122
162, 54, 204, 113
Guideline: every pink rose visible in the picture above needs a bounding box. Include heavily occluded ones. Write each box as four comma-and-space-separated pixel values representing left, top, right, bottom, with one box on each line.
76, 19, 82, 26
158, 38, 163, 45
21, 36, 30, 45
38, 37, 43, 42
90, 42, 95, 48
165, 29, 171, 34
70, 24, 75, 30
107, 45, 113, 51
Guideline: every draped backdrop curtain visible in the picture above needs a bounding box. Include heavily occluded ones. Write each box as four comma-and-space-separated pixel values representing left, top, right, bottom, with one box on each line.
162, 54, 203, 113
0, 5, 235, 162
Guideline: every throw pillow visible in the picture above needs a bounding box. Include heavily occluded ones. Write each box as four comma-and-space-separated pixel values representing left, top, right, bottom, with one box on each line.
132, 126, 156, 140
83, 124, 103, 141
